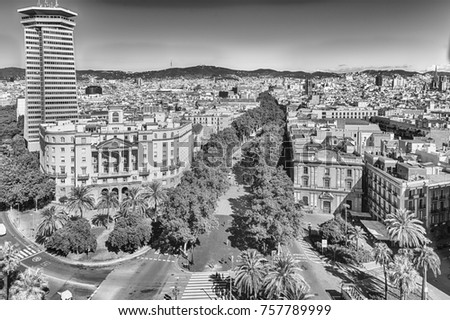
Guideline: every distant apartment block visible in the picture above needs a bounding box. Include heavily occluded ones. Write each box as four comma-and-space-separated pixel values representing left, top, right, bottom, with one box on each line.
365, 153, 450, 230
185, 114, 232, 133
310, 107, 378, 120
292, 139, 364, 215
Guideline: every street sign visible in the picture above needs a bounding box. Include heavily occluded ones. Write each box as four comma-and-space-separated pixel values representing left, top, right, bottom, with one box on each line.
321, 239, 328, 248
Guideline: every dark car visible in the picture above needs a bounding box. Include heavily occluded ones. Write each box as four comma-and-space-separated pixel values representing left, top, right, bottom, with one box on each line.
436, 239, 450, 250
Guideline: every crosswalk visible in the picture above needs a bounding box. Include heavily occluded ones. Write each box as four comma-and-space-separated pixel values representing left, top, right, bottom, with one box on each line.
292, 239, 326, 265
181, 272, 230, 300
11, 244, 41, 261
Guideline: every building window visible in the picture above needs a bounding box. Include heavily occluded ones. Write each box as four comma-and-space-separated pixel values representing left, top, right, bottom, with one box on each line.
81, 138, 86, 144
347, 169, 352, 177
302, 196, 309, 206
61, 156, 65, 163
61, 137, 65, 143
143, 135, 147, 140
324, 178, 330, 188
82, 157, 86, 162
346, 181, 352, 190
325, 168, 330, 176
303, 177, 309, 187
52, 137, 56, 143
303, 167, 308, 174
112, 112, 119, 123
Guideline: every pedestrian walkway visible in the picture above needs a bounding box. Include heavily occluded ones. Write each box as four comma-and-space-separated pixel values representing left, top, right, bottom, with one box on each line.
11, 243, 42, 261
181, 271, 230, 300
136, 256, 176, 263
293, 238, 326, 265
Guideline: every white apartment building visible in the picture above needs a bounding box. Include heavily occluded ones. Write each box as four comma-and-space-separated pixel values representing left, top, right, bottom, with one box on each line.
39, 107, 193, 200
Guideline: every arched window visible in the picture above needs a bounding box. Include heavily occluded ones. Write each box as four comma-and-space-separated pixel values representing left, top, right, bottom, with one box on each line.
52, 137, 56, 143
61, 137, 65, 143
112, 112, 119, 123
171, 132, 174, 138
71, 137, 74, 143
46, 136, 49, 142
163, 133, 167, 139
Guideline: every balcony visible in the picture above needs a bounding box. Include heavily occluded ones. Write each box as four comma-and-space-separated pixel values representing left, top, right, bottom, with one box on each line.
98, 171, 132, 178
160, 166, 169, 172
432, 196, 439, 201
139, 169, 150, 176
57, 173, 67, 179
77, 174, 89, 181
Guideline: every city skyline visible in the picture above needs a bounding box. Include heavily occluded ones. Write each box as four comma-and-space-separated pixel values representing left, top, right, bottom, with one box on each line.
0, 0, 449, 72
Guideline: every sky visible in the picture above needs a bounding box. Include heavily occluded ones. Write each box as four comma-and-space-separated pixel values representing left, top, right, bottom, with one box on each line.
1, 0, 450, 72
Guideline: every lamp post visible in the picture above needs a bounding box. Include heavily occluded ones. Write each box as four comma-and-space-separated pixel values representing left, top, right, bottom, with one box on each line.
229, 255, 234, 300
343, 204, 350, 247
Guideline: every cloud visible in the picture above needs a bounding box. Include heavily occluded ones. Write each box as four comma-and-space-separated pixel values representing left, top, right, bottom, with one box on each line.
91, 0, 326, 8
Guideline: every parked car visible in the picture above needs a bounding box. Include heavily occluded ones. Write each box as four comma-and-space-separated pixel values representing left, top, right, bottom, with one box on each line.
0, 223, 6, 236
436, 239, 450, 250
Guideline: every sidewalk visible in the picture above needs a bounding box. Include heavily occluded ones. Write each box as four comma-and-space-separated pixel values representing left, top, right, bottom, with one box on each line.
362, 262, 450, 300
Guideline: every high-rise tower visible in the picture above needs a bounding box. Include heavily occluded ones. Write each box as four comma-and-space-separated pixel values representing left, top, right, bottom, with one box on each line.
18, 1, 78, 151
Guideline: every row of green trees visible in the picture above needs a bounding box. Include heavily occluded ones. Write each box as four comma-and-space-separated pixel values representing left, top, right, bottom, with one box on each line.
373, 208, 441, 300
228, 94, 302, 255
1, 242, 48, 300
0, 137, 55, 211
230, 250, 310, 300
320, 208, 441, 300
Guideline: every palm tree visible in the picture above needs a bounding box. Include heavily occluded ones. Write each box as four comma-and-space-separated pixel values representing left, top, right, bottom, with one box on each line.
388, 253, 420, 300
233, 249, 268, 299
262, 252, 309, 300
120, 186, 147, 217
65, 185, 95, 218
373, 242, 393, 300
35, 206, 69, 243
0, 241, 20, 300
9, 268, 48, 300
91, 213, 113, 229
143, 181, 167, 218
282, 283, 313, 300
385, 208, 428, 248
413, 245, 441, 300
349, 226, 367, 252
96, 190, 119, 227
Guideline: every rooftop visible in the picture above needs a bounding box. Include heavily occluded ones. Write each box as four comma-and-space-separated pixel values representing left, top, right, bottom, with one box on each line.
18, 5, 77, 18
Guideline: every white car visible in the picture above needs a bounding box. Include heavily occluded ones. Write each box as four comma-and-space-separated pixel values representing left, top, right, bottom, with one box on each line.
0, 223, 6, 236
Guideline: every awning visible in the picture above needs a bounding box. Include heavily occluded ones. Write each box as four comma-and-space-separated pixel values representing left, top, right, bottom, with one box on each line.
360, 220, 390, 241
348, 211, 372, 219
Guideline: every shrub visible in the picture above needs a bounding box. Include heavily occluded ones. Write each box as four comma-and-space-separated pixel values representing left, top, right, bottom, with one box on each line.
327, 244, 373, 266
58, 196, 68, 204
45, 218, 97, 256
106, 215, 152, 253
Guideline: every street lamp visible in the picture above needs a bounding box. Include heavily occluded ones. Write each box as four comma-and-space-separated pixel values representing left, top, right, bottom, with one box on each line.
229, 255, 234, 300
343, 204, 350, 247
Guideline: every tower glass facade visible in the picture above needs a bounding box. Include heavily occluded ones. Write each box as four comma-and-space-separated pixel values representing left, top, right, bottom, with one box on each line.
18, 4, 78, 151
